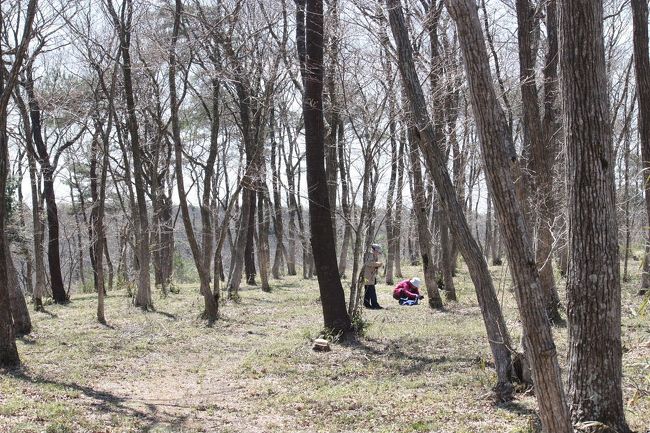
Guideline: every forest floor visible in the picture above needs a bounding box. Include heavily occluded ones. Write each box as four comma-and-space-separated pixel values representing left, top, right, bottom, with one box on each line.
0, 262, 648, 433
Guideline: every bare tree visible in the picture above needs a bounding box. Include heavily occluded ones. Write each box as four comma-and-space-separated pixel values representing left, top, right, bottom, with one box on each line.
297, 0, 351, 333
515, 0, 561, 322
105, 0, 153, 310
0, 0, 37, 368
560, 0, 630, 430
633, 0, 650, 296
387, 0, 517, 400
444, 0, 572, 430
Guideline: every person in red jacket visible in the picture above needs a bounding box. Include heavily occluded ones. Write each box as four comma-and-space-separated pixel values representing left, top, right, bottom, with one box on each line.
393, 278, 424, 304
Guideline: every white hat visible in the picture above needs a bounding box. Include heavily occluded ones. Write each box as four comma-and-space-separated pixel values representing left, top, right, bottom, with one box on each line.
410, 277, 422, 289
371, 243, 382, 253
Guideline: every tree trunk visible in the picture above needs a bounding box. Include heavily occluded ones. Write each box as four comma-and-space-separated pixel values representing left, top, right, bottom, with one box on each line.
6, 247, 32, 336
324, 0, 340, 247
270, 108, 286, 280
258, 191, 271, 292
25, 66, 67, 304
297, 0, 351, 333
244, 190, 257, 285
439, 212, 456, 301
69, 183, 87, 289
516, 0, 561, 322
388, 0, 516, 400
561, 1, 630, 430
337, 121, 352, 277
393, 131, 405, 279
633, 0, 650, 296
484, 192, 492, 262
169, 0, 218, 322
106, 0, 153, 310
406, 129, 443, 309
89, 128, 108, 324
444, 0, 572, 430
0, 121, 19, 366
228, 189, 252, 300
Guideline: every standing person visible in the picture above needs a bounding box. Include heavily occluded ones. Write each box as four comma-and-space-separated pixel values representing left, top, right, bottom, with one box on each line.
363, 244, 384, 309
393, 277, 425, 305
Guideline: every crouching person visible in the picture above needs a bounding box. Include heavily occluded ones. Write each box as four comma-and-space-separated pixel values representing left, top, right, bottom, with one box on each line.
393, 278, 424, 305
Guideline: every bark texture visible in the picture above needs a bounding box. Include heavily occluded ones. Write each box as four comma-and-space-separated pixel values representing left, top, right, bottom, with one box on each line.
388, 0, 515, 400
633, 0, 650, 296
444, 0, 572, 429
297, 0, 351, 333
515, 0, 561, 322
560, 1, 630, 430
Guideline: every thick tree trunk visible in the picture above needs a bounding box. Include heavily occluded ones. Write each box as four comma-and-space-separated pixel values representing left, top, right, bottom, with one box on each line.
388, 0, 516, 400
633, 0, 650, 296
297, 0, 351, 333
561, 1, 630, 431
0, 123, 19, 366
444, 0, 572, 430
6, 247, 32, 336
0, 1, 35, 365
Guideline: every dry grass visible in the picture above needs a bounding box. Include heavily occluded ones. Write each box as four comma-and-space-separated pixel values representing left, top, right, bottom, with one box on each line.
0, 262, 648, 433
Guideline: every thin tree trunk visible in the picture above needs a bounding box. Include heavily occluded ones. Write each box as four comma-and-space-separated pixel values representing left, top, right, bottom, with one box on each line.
106, 0, 153, 310
258, 191, 271, 292
440, 211, 456, 301
228, 189, 252, 300
337, 121, 352, 277
270, 108, 286, 279
406, 128, 443, 309
244, 190, 257, 285
393, 130, 405, 278
70, 182, 87, 289
169, 0, 218, 322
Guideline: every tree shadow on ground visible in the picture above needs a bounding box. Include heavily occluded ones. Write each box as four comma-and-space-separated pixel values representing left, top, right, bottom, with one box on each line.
9, 370, 189, 430
36, 308, 58, 318
496, 400, 537, 416
151, 310, 177, 320
343, 336, 482, 375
